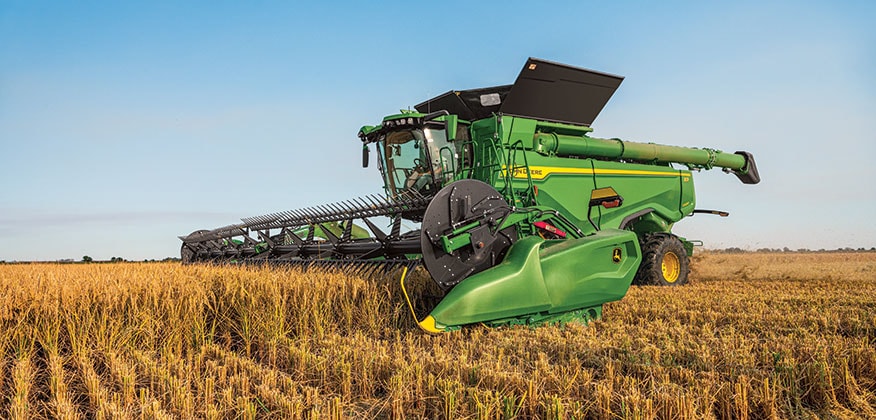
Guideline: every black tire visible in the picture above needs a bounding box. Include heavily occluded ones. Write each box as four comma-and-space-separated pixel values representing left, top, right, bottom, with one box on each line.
633, 233, 690, 286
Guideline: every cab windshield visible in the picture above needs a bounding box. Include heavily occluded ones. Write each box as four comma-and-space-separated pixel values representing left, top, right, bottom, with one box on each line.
377, 127, 457, 196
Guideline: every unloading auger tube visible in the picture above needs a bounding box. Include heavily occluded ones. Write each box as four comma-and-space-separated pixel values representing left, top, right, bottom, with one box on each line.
531, 131, 760, 184
181, 57, 761, 333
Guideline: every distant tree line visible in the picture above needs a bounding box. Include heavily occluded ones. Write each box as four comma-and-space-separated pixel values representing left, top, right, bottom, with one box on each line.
712, 247, 876, 254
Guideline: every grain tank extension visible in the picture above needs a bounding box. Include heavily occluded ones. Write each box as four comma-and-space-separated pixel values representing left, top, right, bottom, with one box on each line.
180, 58, 760, 332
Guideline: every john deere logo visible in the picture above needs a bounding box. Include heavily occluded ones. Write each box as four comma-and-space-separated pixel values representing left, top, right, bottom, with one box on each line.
612, 248, 622, 263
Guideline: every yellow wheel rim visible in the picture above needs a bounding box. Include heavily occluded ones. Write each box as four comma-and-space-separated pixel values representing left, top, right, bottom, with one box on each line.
661, 251, 680, 283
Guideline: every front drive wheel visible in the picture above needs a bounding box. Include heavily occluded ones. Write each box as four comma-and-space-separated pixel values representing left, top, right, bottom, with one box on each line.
633, 233, 690, 286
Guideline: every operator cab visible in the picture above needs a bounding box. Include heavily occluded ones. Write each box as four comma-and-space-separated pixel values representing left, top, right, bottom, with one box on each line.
360, 112, 468, 198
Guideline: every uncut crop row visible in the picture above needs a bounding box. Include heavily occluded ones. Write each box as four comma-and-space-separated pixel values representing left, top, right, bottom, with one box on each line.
0, 252, 874, 419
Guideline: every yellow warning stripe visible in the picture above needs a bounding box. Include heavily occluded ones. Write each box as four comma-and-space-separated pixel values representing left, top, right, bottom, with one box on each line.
503, 165, 685, 180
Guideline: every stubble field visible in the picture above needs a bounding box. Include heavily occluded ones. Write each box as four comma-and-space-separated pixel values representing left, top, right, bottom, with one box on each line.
0, 252, 874, 419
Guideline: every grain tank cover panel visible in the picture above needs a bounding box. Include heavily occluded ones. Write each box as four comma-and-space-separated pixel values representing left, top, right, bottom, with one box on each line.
415, 85, 512, 121
499, 58, 624, 126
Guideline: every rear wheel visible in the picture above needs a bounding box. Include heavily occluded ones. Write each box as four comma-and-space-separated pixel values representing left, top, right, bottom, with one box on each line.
633, 233, 690, 286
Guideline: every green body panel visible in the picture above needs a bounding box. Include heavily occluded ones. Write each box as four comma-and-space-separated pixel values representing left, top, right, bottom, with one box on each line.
590, 159, 689, 232
428, 229, 640, 329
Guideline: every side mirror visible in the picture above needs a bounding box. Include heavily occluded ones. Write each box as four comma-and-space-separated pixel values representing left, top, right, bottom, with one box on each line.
445, 114, 458, 142
587, 187, 624, 231
362, 144, 369, 168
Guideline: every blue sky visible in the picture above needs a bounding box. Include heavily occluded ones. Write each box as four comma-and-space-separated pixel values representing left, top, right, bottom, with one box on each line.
1, 1, 874, 261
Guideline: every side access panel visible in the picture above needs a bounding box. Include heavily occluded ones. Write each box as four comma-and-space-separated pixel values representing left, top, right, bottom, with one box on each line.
538, 229, 640, 314
590, 160, 688, 232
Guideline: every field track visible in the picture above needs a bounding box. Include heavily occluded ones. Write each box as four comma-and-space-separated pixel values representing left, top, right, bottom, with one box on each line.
0, 252, 874, 419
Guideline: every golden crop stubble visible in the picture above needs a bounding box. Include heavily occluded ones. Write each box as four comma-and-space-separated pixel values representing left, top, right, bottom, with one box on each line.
0, 252, 874, 419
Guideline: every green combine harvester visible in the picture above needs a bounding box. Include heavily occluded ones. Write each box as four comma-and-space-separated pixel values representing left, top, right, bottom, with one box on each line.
181, 58, 760, 332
